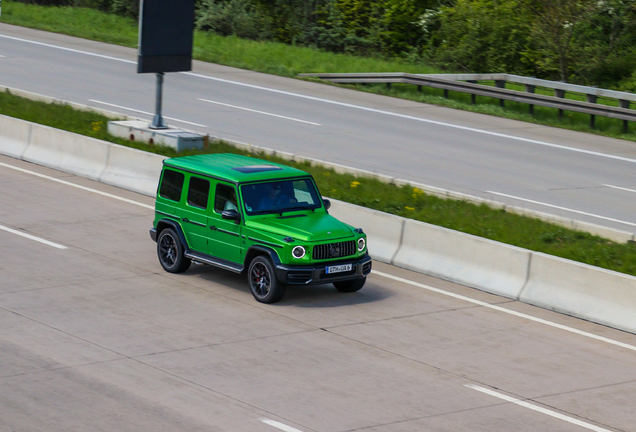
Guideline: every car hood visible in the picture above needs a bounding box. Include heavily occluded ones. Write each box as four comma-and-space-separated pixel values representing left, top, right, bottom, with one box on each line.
246, 212, 354, 242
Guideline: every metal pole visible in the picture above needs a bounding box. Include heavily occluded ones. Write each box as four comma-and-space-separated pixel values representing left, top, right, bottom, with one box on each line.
150, 72, 167, 129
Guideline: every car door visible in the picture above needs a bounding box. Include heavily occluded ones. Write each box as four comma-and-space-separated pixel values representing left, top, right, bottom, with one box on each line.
208, 181, 243, 264
177, 175, 211, 253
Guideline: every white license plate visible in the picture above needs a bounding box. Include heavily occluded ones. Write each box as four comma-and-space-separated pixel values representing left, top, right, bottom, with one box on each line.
326, 264, 352, 274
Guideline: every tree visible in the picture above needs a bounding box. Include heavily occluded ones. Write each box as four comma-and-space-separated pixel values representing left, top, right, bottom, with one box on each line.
523, 0, 597, 82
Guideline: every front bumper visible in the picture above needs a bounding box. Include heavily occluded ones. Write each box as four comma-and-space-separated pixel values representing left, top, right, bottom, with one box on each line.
149, 228, 157, 242
275, 254, 372, 285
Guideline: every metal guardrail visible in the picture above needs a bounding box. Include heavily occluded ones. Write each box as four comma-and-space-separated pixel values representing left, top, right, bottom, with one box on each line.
299, 72, 636, 131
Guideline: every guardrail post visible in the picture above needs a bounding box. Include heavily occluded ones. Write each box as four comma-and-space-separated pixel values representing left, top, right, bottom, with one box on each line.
444, 89, 449, 99
555, 89, 565, 120
587, 94, 597, 128
418, 85, 422, 93
387, 83, 392, 90
525, 84, 536, 115
495, 80, 506, 107
467, 80, 477, 104
620, 100, 630, 133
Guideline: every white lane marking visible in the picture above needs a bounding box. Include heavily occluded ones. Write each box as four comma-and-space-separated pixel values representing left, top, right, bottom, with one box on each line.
89, 100, 207, 128
488, 191, 636, 228
261, 418, 304, 432
198, 98, 321, 126
0, 223, 67, 249
465, 385, 612, 432
604, 184, 636, 195
372, 270, 636, 352
0, 34, 136, 64
0, 55, 6, 58
4, 32, 636, 167
0, 161, 154, 210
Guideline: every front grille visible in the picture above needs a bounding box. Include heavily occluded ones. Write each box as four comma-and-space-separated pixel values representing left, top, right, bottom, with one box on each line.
313, 240, 356, 260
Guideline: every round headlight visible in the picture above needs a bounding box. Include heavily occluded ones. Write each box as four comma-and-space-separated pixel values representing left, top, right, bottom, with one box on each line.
357, 237, 366, 251
292, 245, 306, 259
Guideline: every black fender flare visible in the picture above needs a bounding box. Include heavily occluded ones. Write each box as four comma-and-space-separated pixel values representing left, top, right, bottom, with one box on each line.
156, 219, 189, 250
244, 244, 282, 269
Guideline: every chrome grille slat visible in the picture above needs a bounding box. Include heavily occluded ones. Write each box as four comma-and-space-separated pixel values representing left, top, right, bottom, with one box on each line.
313, 240, 356, 260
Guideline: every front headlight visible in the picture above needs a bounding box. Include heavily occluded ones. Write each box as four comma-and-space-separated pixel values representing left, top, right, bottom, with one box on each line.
292, 245, 306, 259
357, 237, 366, 252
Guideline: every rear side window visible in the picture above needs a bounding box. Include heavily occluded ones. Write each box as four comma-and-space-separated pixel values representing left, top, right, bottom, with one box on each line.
187, 177, 210, 209
159, 169, 184, 202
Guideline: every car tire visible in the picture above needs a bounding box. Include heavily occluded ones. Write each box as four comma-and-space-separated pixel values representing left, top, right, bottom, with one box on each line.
333, 277, 366, 293
248, 256, 286, 303
157, 228, 191, 273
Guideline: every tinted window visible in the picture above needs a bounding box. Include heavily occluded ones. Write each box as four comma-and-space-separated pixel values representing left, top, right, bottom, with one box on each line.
159, 169, 184, 202
241, 178, 321, 215
214, 184, 238, 213
187, 177, 210, 209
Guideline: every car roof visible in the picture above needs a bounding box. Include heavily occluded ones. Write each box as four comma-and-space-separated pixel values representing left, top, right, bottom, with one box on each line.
163, 153, 310, 184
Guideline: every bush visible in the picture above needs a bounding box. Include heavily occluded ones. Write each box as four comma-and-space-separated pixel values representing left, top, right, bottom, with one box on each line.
196, 0, 271, 40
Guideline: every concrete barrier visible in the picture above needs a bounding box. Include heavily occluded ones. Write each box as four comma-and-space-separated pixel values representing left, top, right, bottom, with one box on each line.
393, 219, 532, 299
23, 124, 109, 181
100, 144, 165, 196
520, 253, 636, 334
0, 115, 32, 158
328, 199, 404, 264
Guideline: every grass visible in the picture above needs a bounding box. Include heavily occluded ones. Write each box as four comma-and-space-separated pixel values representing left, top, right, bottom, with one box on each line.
3, 0, 636, 141
3, 88, 636, 277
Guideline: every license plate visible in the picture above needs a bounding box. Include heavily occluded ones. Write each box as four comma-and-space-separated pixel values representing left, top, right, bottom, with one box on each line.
326, 264, 352, 274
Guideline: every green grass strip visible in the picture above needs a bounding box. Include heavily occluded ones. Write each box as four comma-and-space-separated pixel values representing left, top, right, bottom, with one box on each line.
2, 0, 636, 142
2, 89, 636, 277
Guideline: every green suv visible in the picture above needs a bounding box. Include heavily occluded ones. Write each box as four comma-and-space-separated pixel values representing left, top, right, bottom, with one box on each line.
150, 154, 372, 303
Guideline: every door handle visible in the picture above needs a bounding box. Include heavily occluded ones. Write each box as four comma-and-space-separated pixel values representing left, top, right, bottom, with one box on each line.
183, 218, 190, 223
210, 225, 217, 230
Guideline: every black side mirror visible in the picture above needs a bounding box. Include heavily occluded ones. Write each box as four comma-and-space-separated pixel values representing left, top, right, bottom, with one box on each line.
323, 199, 331, 210
222, 209, 241, 222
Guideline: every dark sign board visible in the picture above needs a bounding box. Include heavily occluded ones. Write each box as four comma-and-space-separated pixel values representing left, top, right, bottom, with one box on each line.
137, 0, 194, 74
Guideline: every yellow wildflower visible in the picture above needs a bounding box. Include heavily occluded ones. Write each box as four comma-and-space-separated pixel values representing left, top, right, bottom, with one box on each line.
350, 181, 361, 188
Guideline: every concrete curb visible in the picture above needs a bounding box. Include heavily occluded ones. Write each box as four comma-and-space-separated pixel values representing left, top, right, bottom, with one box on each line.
2, 113, 636, 334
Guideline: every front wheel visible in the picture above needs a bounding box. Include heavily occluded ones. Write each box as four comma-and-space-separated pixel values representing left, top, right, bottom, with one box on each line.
248, 256, 286, 303
157, 228, 191, 273
333, 277, 366, 293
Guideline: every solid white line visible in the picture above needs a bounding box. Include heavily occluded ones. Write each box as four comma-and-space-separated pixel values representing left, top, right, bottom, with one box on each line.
0, 34, 136, 64
4, 32, 636, 166
89, 100, 207, 128
261, 418, 304, 432
488, 191, 636, 228
198, 98, 321, 126
0, 223, 67, 249
372, 270, 636, 352
465, 385, 612, 432
604, 184, 636, 195
0, 161, 154, 210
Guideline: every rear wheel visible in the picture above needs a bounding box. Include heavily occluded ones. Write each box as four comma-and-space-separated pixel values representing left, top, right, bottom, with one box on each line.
157, 228, 191, 273
248, 256, 286, 303
333, 277, 366, 293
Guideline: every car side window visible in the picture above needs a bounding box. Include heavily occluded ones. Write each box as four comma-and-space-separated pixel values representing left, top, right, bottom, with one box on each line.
187, 176, 210, 209
159, 169, 184, 202
214, 184, 238, 213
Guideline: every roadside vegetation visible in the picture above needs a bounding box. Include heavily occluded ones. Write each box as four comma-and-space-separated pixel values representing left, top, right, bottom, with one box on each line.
3, 89, 636, 277
2, 0, 636, 142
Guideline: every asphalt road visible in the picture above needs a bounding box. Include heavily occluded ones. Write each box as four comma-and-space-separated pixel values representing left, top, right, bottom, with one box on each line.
2, 153, 636, 431
2, 24, 636, 233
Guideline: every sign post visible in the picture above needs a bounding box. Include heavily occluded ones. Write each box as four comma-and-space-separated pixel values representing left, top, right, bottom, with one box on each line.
137, 0, 195, 129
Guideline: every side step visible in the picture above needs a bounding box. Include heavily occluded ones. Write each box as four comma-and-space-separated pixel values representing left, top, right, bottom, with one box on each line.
185, 251, 244, 273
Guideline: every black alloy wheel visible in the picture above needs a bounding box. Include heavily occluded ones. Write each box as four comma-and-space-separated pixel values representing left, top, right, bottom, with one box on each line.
248, 256, 286, 303
157, 228, 191, 273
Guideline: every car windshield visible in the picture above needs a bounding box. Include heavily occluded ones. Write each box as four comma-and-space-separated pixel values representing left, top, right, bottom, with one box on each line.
241, 178, 322, 215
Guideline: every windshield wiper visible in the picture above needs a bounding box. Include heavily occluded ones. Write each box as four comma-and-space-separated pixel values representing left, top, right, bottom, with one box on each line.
281, 206, 314, 214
